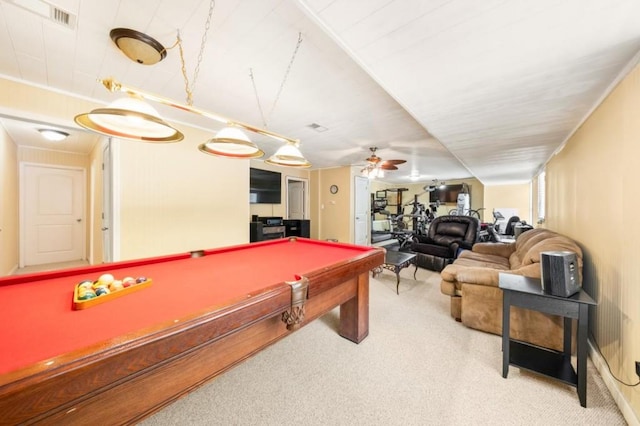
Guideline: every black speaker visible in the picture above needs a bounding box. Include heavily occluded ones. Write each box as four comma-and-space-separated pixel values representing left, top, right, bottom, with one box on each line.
249, 222, 263, 242
299, 220, 310, 238
540, 251, 580, 297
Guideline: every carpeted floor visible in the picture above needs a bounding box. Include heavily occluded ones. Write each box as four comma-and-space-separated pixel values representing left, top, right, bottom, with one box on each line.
141, 266, 626, 425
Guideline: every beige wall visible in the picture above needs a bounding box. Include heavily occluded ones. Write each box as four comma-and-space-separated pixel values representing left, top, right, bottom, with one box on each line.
116, 128, 250, 260
483, 183, 531, 224
546, 64, 640, 421
311, 166, 353, 242
0, 126, 18, 276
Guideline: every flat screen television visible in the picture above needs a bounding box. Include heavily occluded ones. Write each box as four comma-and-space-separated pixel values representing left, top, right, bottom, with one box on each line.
250, 168, 281, 204
429, 184, 464, 203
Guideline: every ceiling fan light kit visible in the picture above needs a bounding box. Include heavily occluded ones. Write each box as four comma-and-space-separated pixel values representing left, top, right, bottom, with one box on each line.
76, 0, 310, 167
361, 146, 406, 178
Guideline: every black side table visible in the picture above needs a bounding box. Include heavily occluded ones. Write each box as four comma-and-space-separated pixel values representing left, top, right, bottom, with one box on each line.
499, 273, 596, 407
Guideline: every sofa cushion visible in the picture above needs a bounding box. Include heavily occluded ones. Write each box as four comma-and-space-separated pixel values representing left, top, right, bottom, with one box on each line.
509, 229, 557, 268
521, 236, 583, 266
457, 251, 511, 269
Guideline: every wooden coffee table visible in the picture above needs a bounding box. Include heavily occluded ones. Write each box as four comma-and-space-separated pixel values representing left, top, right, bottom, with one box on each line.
372, 250, 417, 294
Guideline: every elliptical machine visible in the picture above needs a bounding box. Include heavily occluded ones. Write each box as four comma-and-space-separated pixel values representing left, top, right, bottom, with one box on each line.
478, 210, 504, 243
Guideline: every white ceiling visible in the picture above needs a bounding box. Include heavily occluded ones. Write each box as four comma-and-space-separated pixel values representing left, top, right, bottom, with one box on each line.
1, 0, 639, 185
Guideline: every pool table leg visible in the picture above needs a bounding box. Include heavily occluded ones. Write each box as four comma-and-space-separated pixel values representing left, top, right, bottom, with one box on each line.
339, 271, 369, 343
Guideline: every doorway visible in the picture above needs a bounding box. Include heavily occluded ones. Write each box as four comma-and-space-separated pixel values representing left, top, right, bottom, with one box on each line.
286, 177, 307, 219
20, 163, 86, 267
354, 176, 369, 246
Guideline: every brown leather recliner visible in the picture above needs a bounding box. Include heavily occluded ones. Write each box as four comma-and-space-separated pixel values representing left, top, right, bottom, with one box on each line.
410, 215, 479, 271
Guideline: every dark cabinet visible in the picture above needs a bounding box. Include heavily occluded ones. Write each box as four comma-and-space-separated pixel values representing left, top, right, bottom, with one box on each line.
283, 220, 310, 238
250, 222, 286, 242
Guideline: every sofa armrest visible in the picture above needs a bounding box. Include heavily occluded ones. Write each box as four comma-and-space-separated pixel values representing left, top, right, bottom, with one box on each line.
455, 267, 501, 287
456, 240, 475, 251
456, 263, 544, 288
472, 242, 516, 258
509, 263, 543, 280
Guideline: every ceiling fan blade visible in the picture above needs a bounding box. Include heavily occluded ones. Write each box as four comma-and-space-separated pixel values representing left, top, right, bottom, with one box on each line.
379, 164, 398, 170
383, 159, 406, 165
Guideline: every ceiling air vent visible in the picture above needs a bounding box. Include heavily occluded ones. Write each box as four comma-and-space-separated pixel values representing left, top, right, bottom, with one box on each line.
2, 0, 76, 29
52, 6, 72, 27
307, 123, 328, 132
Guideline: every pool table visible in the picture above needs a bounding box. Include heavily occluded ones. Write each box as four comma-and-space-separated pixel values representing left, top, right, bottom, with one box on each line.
0, 237, 383, 425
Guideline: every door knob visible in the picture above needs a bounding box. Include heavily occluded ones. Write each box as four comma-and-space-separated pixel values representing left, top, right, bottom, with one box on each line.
101, 227, 109, 231
77, 218, 82, 222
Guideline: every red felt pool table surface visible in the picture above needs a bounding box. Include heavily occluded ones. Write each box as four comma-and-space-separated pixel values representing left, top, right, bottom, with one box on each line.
0, 238, 373, 375
0, 237, 383, 425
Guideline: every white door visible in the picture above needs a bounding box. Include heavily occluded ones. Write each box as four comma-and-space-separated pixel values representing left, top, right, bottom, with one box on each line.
354, 176, 369, 246
287, 178, 305, 219
22, 164, 85, 266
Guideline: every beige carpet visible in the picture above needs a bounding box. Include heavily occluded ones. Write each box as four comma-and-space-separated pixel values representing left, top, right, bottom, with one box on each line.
141, 266, 625, 425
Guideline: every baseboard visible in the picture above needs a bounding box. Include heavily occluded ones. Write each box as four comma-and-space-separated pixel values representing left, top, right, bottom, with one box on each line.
589, 339, 639, 426
8, 264, 18, 276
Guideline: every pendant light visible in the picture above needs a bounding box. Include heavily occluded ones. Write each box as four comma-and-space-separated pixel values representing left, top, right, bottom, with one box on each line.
74, 96, 184, 142
265, 141, 311, 168
198, 127, 264, 158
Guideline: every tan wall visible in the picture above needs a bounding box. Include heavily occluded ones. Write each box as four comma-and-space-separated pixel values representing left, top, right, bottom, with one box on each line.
116, 129, 250, 260
0, 78, 99, 129
0, 126, 18, 276
546, 64, 640, 420
311, 166, 352, 242
483, 183, 531, 224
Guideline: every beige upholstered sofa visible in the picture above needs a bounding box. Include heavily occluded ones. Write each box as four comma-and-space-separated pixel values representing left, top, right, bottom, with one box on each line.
440, 228, 582, 350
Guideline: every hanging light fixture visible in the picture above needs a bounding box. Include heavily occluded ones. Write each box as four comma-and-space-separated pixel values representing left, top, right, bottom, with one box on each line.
265, 141, 311, 168
199, 126, 264, 158
73, 0, 310, 166
74, 95, 184, 142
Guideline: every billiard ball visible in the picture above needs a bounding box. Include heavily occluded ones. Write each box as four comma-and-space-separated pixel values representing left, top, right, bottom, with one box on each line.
136, 277, 147, 284
78, 288, 96, 300
122, 277, 136, 288
109, 280, 123, 292
94, 287, 110, 296
98, 274, 114, 286
78, 280, 93, 290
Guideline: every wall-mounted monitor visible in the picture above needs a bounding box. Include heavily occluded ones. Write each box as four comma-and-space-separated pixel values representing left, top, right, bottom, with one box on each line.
429, 184, 464, 203
250, 168, 282, 204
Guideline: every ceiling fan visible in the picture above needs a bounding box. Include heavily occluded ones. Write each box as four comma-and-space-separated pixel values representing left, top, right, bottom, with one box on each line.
365, 147, 406, 170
